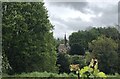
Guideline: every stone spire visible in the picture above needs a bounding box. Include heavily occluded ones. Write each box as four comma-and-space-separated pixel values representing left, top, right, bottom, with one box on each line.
64, 33, 67, 46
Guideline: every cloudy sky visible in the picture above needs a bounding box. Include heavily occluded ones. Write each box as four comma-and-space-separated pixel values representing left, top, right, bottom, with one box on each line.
44, 0, 119, 39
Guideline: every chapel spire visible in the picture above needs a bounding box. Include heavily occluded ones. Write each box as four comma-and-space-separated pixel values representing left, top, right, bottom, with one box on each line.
64, 33, 67, 46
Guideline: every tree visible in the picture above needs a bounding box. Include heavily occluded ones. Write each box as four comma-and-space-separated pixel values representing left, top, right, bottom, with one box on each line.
2, 2, 57, 74
98, 27, 119, 41
69, 31, 88, 50
69, 44, 85, 55
118, 33, 120, 74
57, 53, 71, 73
69, 28, 99, 51
89, 35, 118, 74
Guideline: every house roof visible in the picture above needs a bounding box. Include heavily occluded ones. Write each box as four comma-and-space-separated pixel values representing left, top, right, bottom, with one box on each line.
58, 44, 66, 50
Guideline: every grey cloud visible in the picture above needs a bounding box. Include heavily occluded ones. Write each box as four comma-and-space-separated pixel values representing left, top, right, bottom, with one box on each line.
50, 3, 118, 31
49, 2, 88, 13
48, 2, 118, 20
118, 2, 120, 32
50, 15, 93, 32
91, 4, 118, 26
45, 1, 118, 38
93, 3, 117, 14
118, 2, 120, 25
63, 18, 91, 31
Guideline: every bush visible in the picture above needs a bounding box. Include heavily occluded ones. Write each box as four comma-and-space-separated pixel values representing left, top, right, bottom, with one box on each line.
85, 52, 92, 65
70, 58, 107, 78
57, 53, 86, 73
70, 55, 86, 68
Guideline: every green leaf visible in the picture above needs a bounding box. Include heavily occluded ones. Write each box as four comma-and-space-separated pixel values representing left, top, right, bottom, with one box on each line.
97, 72, 107, 77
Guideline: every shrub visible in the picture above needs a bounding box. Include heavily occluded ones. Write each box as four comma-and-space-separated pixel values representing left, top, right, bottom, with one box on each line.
70, 58, 107, 78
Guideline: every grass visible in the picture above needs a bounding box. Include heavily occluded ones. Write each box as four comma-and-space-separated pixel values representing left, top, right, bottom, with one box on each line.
2, 71, 77, 77
2, 72, 120, 79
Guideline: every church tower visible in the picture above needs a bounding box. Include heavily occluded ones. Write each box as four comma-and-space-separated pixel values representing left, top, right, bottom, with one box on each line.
57, 34, 70, 53
64, 34, 67, 46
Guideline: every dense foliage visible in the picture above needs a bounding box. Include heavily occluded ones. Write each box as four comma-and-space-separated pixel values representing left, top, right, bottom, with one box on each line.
69, 44, 85, 55
69, 27, 119, 51
2, 2, 57, 74
89, 35, 118, 74
118, 34, 120, 74
68, 27, 120, 74
57, 53, 71, 73
57, 53, 86, 73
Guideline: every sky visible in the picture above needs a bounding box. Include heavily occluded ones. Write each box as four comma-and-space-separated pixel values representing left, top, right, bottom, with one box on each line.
44, 0, 119, 39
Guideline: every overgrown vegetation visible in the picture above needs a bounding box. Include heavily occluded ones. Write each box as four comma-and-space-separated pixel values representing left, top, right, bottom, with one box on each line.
57, 53, 86, 73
